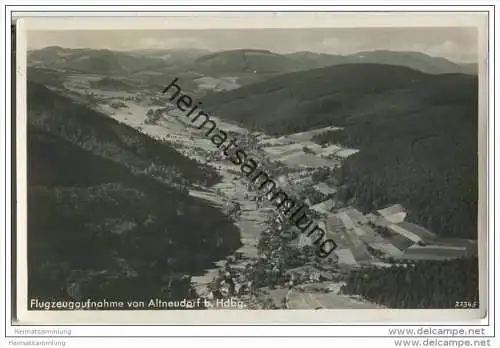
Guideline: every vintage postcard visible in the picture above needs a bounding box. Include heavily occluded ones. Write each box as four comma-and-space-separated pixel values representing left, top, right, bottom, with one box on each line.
14, 12, 489, 324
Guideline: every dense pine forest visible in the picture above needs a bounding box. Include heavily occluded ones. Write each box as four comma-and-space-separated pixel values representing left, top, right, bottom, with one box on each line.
340, 258, 479, 308
203, 64, 478, 239
313, 73, 478, 239
27, 82, 241, 305
27, 81, 221, 189
24, 52, 480, 310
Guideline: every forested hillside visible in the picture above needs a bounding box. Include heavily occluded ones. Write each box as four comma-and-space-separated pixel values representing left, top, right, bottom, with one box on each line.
341, 258, 479, 308
202, 64, 474, 135
27, 81, 221, 189
313, 72, 477, 239
27, 83, 241, 305
203, 64, 478, 239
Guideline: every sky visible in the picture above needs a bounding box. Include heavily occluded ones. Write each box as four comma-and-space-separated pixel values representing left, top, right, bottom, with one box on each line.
27, 27, 478, 63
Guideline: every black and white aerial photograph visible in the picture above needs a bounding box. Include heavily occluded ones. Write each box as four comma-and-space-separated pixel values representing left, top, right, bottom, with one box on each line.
21, 19, 482, 313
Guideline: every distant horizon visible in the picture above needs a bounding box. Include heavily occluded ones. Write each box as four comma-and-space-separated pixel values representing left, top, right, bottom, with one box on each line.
28, 45, 478, 65
27, 27, 478, 64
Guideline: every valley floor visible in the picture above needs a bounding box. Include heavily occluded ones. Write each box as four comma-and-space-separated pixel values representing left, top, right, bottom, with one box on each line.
53, 82, 477, 309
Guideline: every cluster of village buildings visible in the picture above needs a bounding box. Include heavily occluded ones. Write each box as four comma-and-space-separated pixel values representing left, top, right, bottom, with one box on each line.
68, 82, 479, 309
252, 129, 478, 268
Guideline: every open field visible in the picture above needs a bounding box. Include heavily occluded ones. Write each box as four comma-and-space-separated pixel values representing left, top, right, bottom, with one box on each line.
193, 76, 242, 91
287, 288, 382, 309
286, 126, 342, 141
95, 88, 476, 272
51, 83, 478, 308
